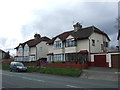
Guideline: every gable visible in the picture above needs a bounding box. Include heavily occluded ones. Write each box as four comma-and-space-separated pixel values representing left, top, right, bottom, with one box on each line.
66, 35, 74, 39
54, 37, 61, 41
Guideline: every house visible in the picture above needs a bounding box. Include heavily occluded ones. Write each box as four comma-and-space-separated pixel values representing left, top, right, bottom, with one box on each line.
0, 49, 6, 60
47, 22, 110, 64
14, 34, 50, 62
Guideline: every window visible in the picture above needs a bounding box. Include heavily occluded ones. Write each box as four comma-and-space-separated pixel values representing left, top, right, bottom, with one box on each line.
40, 47, 42, 51
54, 54, 64, 61
92, 39, 95, 46
24, 46, 29, 52
47, 55, 53, 61
54, 41, 62, 48
101, 44, 104, 50
66, 38, 76, 47
18, 47, 23, 53
24, 56, 29, 61
106, 42, 108, 47
65, 53, 76, 62
30, 56, 35, 61
103, 42, 108, 47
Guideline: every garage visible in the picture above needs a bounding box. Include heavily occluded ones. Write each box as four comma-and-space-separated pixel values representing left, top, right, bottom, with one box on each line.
94, 55, 106, 67
111, 54, 120, 68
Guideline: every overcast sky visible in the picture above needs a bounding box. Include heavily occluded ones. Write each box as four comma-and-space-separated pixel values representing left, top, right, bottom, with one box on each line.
0, 0, 119, 55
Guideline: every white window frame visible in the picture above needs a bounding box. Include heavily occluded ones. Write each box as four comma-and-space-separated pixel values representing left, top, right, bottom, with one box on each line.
54, 41, 63, 48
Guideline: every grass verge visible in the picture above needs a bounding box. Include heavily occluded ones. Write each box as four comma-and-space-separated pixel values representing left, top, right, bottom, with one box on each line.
40, 67, 82, 77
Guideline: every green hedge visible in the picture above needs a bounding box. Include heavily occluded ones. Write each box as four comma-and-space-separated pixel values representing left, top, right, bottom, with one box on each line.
40, 67, 82, 77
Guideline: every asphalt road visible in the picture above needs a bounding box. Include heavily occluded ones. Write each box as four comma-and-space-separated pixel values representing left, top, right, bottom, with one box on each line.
2, 70, 119, 88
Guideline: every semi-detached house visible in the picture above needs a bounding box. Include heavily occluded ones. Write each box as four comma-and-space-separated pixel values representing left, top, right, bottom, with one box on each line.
47, 22, 110, 63
15, 34, 50, 62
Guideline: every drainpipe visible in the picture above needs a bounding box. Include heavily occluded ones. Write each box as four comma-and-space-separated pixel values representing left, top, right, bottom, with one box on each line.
88, 39, 91, 62
36, 47, 37, 61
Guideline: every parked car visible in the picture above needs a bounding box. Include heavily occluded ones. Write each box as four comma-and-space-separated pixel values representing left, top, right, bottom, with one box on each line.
10, 62, 27, 72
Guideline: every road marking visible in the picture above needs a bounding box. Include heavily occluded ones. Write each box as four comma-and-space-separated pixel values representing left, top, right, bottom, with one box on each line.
66, 85, 80, 88
22, 77, 45, 82
115, 72, 120, 74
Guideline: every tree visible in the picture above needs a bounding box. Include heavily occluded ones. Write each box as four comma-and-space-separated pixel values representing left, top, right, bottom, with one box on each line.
3, 51, 10, 59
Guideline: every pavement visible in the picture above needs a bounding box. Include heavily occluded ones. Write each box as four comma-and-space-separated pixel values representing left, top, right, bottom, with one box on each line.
80, 66, 119, 81
2, 70, 118, 88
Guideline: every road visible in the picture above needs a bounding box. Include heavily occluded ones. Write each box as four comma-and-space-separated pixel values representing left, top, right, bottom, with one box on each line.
2, 70, 119, 88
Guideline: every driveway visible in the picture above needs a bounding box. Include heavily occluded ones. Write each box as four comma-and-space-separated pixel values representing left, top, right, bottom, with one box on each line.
80, 66, 119, 81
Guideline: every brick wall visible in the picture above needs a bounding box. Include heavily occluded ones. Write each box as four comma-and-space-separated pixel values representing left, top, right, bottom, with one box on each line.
41, 62, 88, 69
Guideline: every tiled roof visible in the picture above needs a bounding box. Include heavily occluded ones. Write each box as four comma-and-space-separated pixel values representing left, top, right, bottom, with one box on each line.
15, 36, 50, 49
48, 26, 110, 44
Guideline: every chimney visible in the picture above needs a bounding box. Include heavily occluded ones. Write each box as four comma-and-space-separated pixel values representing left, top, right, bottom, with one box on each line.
34, 33, 41, 39
73, 22, 82, 31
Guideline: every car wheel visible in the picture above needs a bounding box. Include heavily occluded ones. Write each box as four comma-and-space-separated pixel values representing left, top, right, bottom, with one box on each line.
10, 69, 12, 72
16, 69, 20, 72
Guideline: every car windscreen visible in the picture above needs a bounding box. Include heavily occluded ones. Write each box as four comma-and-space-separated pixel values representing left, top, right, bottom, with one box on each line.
16, 63, 24, 66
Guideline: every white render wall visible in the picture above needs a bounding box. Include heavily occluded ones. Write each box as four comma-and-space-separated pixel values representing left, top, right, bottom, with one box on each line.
48, 45, 54, 53
36, 41, 48, 60
89, 32, 109, 53
65, 47, 77, 53
30, 47, 36, 55
77, 39, 89, 52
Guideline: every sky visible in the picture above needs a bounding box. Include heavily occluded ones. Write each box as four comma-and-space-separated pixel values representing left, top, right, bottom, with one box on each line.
0, 0, 119, 55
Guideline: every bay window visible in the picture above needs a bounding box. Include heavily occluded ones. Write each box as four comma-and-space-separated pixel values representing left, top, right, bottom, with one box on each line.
54, 54, 64, 61
54, 41, 63, 48
66, 38, 76, 47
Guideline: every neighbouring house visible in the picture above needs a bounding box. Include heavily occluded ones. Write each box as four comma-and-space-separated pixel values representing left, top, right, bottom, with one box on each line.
0, 49, 6, 60
47, 22, 110, 64
14, 34, 50, 62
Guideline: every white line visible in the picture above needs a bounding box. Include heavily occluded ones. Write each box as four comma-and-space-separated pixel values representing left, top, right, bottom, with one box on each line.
115, 72, 120, 74
22, 77, 45, 82
66, 85, 81, 88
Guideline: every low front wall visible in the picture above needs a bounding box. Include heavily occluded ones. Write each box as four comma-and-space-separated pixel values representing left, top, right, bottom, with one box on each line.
41, 62, 88, 69
88, 62, 109, 67
19, 61, 40, 66
2, 59, 14, 65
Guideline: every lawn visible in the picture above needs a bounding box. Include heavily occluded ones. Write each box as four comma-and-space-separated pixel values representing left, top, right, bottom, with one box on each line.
40, 67, 82, 77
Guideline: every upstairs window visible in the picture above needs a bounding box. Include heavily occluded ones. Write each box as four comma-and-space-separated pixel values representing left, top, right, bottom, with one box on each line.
54, 41, 62, 48
24, 45, 29, 52
92, 39, 95, 46
66, 38, 76, 47
103, 41, 108, 47
18, 47, 23, 53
